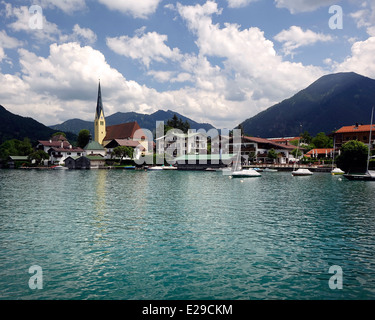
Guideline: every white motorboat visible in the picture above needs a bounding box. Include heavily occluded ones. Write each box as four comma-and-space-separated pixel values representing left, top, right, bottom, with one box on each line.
292, 168, 313, 176
331, 168, 345, 175
264, 168, 278, 172
147, 166, 164, 171
231, 168, 261, 178
52, 165, 68, 170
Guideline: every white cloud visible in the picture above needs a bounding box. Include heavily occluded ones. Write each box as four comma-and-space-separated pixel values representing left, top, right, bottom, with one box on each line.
4, 3, 60, 42
35, 0, 86, 13
0, 30, 24, 64
350, 1, 375, 35
274, 26, 333, 57
274, 0, 340, 13
335, 37, 375, 79
98, 0, 161, 19
60, 24, 97, 45
226, 0, 258, 8
106, 31, 182, 68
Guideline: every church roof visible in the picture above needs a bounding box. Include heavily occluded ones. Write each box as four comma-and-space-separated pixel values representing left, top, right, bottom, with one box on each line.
96, 81, 104, 118
103, 121, 145, 141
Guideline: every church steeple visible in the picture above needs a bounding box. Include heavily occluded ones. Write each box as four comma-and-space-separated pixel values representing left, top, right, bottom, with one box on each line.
94, 81, 106, 145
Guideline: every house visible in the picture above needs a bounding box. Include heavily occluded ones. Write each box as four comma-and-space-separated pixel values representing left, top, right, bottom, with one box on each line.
64, 155, 106, 169
333, 123, 375, 149
227, 136, 301, 164
7, 156, 29, 169
104, 139, 145, 160
37, 136, 84, 165
84, 140, 106, 157
156, 131, 208, 157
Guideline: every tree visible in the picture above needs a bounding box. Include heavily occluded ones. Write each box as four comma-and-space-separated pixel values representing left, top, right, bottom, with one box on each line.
0, 138, 33, 159
113, 146, 134, 162
166, 114, 190, 133
28, 150, 49, 165
267, 148, 278, 162
311, 132, 333, 148
52, 132, 66, 138
336, 140, 368, 173
77, 129, 91, 148
300, 131, 312, 145
291, 148, 302, 158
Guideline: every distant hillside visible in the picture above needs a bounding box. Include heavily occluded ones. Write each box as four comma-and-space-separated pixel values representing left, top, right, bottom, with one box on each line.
239, 72, 375, 137
50, 109, 216, 135
0, 105, 76, 144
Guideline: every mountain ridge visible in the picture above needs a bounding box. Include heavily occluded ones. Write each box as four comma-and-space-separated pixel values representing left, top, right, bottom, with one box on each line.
239, 72, 375, 137
50, 109, 216, 135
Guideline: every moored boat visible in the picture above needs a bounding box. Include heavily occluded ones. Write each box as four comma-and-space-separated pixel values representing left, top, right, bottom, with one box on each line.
331, 168, 345, 175
52, 165, 68, 170
292, 168, 313, 176
231, 168, 261, 178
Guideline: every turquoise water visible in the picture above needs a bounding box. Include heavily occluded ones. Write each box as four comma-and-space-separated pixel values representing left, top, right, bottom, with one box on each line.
0, 169, 375, 300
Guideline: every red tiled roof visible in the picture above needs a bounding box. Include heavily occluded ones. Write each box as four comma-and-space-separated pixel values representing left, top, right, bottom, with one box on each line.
268, 137, 300, 143
306, 148, 334, 155
104, 121, 146, 141
38, 141, 71, 148
336, 124, 375, 133
50, 147, 84, 152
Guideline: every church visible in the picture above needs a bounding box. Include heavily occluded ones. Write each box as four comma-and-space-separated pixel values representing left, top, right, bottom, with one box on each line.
93, 82, 150, 159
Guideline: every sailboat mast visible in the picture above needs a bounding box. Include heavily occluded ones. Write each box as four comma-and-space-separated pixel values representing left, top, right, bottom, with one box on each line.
367, 107, 374, 172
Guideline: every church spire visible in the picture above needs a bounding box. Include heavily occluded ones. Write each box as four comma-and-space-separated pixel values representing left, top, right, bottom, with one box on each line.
96, 80, 104, 119
94, 80, 106, 145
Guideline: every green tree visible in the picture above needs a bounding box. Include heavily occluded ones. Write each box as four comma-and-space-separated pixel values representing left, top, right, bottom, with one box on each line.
52, 132, 66, 138
300, 131, 312, 145
77, 129, 91, 148
336, 140, 369, 173
0, 138, 33, 159
267, 148, 278, 162
28, 150, 49, 165
311, 132, 333, 148
166, 114, 190, 133
291, 148, 302, 158
113, 146, 134, 162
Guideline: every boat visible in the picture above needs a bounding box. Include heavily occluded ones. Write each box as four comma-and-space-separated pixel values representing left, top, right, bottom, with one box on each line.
52, 165, 68, 170
344, 170, 375, 181
123, 166, 135, 170
292, 168, 313, 176
331, 135, 345, 175
331, 167, 345, 175
231, 168, 261, 178
230, 151, 261, 178
264, 168, 278, 172
147, 166, 164, 171
163, 165, 177, 170
344, 107, 375, 181
253, 167, 263, 172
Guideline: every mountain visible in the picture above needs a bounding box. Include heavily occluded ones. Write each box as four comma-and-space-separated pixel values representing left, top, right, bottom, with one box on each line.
0, 105, 76, 144
50, 109, 216, 135
239, 72, 375, 138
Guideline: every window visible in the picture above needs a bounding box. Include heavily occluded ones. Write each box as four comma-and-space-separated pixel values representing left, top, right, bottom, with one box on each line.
100, 121, 104, 126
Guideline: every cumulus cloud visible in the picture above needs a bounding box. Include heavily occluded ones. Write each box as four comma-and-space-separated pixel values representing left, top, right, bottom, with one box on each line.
98, 0, 161, 19
60, 24, 97, 45
274, 26, 333, 57
106, 31, 182, 68
274, 0, 340, 13
335, 37, 375, 79
350, 1, 375, 36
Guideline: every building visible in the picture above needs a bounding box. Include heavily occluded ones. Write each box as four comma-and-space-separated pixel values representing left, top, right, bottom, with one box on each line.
64, 155, 106, 169
37, 135, 84, 165
174, 154, 235, 170
333, 123, 375, 149
104, 139, 145, 160
94, 81, 106, 145
227, 136, 301, 164
305, 148, 335, 159
84, 140, 106, 157
155, 131, 208, 157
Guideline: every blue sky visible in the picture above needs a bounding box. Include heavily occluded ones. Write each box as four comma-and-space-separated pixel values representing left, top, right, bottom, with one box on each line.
0, 0, 374, 129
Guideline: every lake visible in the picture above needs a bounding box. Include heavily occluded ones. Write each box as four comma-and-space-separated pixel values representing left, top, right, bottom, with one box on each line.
0, 169, 375, 300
